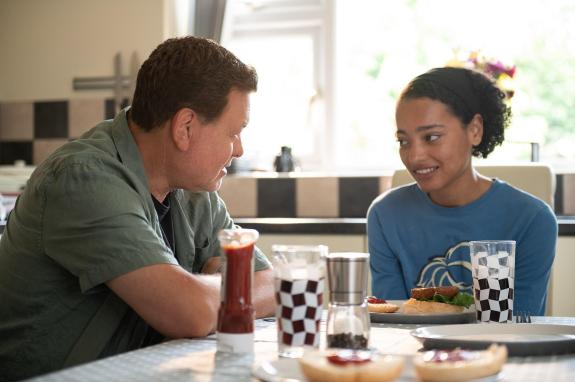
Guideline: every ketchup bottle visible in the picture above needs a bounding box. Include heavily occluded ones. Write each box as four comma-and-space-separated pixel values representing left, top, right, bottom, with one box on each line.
216, 228, 259, 353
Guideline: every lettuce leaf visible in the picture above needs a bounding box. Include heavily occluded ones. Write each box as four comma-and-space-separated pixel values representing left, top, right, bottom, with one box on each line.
419, 292, 474, 308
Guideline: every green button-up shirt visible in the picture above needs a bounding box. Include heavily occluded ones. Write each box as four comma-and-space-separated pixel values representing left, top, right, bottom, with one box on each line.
0, 109, 270, 380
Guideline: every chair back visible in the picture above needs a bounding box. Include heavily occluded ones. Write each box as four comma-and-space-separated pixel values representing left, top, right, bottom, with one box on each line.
391, 163, 555, 208
391, 163, 556, 315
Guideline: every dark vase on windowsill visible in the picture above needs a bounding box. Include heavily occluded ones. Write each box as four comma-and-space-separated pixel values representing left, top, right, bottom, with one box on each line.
274, 146, 295, 172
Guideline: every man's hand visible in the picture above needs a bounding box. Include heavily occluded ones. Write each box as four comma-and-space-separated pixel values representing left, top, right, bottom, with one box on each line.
201, 256, 222, 274
107, 261, 276, 340
254, 268, 275, 318
201, 256, 275, 318
202, 256, 275, 318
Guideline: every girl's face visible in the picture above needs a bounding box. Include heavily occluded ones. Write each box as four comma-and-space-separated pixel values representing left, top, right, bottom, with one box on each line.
395, 97, 483, 204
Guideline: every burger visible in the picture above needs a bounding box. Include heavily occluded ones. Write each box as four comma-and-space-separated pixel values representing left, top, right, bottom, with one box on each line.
402, 286, 474, 314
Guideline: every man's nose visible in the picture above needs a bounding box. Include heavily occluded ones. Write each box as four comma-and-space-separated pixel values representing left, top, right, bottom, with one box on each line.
233, 136, 244, 158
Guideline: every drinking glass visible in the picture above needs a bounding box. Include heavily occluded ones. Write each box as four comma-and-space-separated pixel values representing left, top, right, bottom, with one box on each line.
272, 244, 327, 358
470, 240, 516, 323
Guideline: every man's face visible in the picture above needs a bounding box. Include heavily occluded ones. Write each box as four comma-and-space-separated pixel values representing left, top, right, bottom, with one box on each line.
182, 89, 249, 192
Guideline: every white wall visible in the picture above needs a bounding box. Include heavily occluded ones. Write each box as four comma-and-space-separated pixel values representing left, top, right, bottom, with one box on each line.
0, 0, 166, 101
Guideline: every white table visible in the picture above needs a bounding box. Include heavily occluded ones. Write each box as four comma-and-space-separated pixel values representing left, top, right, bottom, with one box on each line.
28, 317, 575, 382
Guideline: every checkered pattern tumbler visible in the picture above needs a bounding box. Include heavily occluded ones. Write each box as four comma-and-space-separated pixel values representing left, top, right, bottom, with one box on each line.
470, 240, 516, 323
272, 245, 327, 358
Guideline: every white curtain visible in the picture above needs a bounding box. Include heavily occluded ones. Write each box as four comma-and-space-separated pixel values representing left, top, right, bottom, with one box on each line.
194, 0, 227, 42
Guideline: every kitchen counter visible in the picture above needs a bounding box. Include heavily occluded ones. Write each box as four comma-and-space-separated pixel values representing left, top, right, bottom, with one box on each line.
1, 216, 574, 236
235, 216, 575, 236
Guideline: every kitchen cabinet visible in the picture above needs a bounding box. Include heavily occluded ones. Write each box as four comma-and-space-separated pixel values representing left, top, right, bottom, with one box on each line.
551, 237, 575, 316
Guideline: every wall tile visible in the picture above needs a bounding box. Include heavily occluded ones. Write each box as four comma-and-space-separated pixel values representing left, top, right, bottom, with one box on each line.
258, 178, 296, 217
218, 177, 257, 217
554, 174, 564, 214
105, 99, 116, 119
0, 141, 33, 165
0, 102, 34, 140
562, 174, 575, 215
34, 101, 68, 138
339, 177, 380, 218
69, 99, 105, 138
296, 177, 339, 217
105, 98, 130, 120
33, 139, 68, 165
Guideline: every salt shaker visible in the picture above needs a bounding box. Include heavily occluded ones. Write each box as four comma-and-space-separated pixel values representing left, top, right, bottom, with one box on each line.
325, 252, 370, 350
216, 228, 259, 353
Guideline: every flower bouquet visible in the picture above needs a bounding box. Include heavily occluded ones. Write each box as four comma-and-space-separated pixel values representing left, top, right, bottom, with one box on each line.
447, 50, 516, 98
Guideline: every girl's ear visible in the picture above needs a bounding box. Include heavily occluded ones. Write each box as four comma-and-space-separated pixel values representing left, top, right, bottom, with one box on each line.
468, 113, 484, 146
171, 108, 195, 151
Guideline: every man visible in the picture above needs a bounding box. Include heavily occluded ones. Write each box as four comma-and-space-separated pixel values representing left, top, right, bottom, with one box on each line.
0, 36, 274, 381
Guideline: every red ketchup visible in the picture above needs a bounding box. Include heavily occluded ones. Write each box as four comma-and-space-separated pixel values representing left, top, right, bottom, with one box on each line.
216, 229, 258, 353
367, 296, 387, 304
327, 351, 373, 366
423, 349, 480, 363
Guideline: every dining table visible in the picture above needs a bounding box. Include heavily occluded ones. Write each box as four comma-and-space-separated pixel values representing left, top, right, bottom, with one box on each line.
27, 316, 575, 382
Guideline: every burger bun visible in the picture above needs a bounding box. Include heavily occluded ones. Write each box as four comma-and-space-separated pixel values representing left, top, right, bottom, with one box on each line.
414, 344, 507, 382
299, 350, 404, 382
402, 298, 465, 315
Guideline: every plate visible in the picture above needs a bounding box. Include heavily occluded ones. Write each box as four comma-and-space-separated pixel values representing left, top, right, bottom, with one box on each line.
411, 323, 575, 356
370, 300, 477, 325
252, 355, 501, 382
253, 357, 304, 382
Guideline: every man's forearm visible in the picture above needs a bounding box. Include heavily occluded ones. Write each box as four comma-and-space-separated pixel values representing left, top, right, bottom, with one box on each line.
253, 268, 275, 318
203, 256, 275, 318
108, 264, 222, 339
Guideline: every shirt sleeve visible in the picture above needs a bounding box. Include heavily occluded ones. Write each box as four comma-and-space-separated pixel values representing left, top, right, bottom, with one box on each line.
42, 161, 177, 293
367, 200, 409, 299
514, 204, 558, 315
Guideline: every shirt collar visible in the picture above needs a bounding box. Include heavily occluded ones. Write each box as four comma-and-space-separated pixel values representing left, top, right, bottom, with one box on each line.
110, 107, 150, 190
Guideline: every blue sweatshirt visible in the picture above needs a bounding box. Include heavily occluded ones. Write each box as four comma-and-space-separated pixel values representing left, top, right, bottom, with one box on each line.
367, 179, 557, 315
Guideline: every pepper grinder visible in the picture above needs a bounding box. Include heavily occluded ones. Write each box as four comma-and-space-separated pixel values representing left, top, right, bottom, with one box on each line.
325, 252, 370, 350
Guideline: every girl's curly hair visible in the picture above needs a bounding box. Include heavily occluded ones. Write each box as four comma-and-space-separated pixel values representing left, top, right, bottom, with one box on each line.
399, 68, 512, 158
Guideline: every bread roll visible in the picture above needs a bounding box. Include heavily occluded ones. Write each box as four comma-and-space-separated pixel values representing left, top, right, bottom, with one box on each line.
367, 302, 400, 313
299, 350, 404, 382
414, 344, 507, 382
402, 298, 464, 314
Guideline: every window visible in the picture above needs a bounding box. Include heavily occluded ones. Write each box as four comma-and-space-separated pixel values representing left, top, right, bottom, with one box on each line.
222, 0, 330, 171
223, 0, 575, 172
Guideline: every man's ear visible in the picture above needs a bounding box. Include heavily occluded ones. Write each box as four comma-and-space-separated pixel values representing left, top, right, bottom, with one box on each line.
468, 113, 484, 146
171, 108, 195, 151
